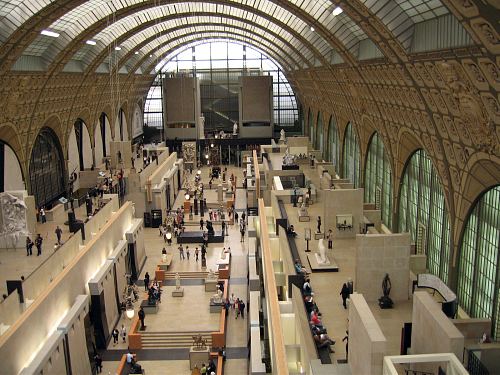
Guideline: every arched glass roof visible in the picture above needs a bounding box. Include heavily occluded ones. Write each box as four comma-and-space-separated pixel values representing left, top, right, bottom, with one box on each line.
0, 0, 474, 73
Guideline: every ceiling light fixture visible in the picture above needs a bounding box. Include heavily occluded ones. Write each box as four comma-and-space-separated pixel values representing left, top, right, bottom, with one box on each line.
41, 30, 60, 38
310, 26, 315, 32
86, 40, 97, 46
115, 46, 121, 51
332, 6, 343, 16
135, 51, 139, 55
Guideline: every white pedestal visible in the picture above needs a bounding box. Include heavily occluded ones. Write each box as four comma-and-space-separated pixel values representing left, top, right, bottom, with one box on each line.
189, 346, 210, 369
205, 279, 217, 292
172, 287, 184, 297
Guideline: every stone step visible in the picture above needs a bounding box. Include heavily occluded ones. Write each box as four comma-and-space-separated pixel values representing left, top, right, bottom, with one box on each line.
164, 271, 218, 279
141, 331, 212, 348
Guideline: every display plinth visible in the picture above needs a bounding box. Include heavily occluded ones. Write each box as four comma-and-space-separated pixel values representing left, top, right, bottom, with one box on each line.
210, 302, 224, 313
140, 300, 159, 314
189, 346, 210, 369
172, 287, 184, 297
314, 232, 324, 240
205, 278, 218, 292
298, 212, 310, 222
306, 253, 339, 272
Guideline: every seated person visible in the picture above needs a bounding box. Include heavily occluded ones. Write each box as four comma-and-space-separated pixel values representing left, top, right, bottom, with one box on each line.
304, 295, 319, 314
313, 333, 335, 353
294, 259, 307, 275
310, 310, 322, 326
303, 278, 313, 296
126, 351, 135, 365
287, 225, 297, 237
311, 324, 327, 336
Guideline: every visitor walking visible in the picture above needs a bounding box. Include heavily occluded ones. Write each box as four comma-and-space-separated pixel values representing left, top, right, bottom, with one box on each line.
55, 225, 63, 245
238, 300, 246, 318
121, 324, 127, 343
94, 353, 103, 373
26, 237, 33, 256
186, 246, 190, 260
144, 272, 150, 291
317, 216, 322, 233
343, 330, 349, 361
39, 207, 46, 223
112, 328, 119, 345
221, 220, 226, 236
138, 307, 146, 330
195, 247, 199, 261
35, 234, 43, 256
340, 283, 350, 309
327, 229, 333, 249
200, 218, 204, 230
179, 245, 185, 260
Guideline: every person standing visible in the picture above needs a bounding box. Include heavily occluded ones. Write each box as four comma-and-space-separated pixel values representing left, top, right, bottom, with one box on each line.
39, 207, 46, 223
221, 220, 226, 236
121, 324, 127, 343
239, 300, 246, 319
94, 353, 103, 373
35, 234, 43, 256
138, 306, 146, 330
201, 244, 207, 260
195, 247, 199, 262
186, 246, 190, 260
144, 272, 150, 291
55, 226, 63, 245
317, 216, 322, 233
342, 330, 349, 361
340, 283, 350, 309
200, 218, 204, 230
178, 245, 185, 260
235, 298, 240, 319
26, 237, 33, 256
242, 211, 246, 224
327, 229, 333, 249
112, 328, 119, 345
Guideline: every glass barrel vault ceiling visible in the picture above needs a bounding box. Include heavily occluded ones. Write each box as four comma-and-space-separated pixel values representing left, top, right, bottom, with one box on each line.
0, 0, 473, 73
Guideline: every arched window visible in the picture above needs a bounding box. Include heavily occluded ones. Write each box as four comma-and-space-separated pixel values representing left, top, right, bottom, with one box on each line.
29, 127, 65, 208
365, 133, 393, 229
398, 149, 450, 282
327, 116, 339, 167
457, 186, 500, 339
342, 122, 360, 188
316, 112, 323, 154
0, 140, 24, 192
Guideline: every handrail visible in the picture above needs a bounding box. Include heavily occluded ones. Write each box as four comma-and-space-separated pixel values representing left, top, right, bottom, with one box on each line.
258, 198, 288, 374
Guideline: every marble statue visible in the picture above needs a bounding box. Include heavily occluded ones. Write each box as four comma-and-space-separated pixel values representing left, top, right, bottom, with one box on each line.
0, 192, 28, 248
211, 285, 223, 304
315, 239, 329, 265
282, 149, 296, 166
280, 129, 286, 142
175, 272, 181, 290
207, 268, 217, 280
162, 253, 167, 263
220, 247, 226, 260
299, 201, 308, 217
233, 122, 238, 135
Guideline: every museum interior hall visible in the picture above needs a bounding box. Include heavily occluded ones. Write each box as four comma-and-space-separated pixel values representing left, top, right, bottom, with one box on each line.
0, 1, 499, 374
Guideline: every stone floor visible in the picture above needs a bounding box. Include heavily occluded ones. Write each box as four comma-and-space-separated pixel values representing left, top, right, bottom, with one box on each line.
103, 164, 249, 374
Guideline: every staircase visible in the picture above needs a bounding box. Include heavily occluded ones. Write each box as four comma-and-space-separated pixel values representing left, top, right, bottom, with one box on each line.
164, 271, 219, 280
141, 331, 213, 349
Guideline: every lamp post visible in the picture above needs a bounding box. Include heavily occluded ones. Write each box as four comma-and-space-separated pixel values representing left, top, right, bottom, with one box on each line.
125, 299, 135, 319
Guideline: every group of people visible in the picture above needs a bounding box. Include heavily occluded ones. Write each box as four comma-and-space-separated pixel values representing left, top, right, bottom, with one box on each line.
225, 293, 246, 319
25, 234, 43, 256
199, 359, 217, 374
302, 277, 336, 353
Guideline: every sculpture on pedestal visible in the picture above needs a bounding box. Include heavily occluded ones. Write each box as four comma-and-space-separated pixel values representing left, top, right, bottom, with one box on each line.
192, 334, 207, 351
210, 285, 223, 304
315, 239, 330, 265
220, 247, 226, 260
279, 129, 286, 143
378, 273, 394, 309
207, 268, 217, 280
233, 122, 238, 136
299, 201, 308, 217
282, 149, 296, 166
175, 272, 181, 290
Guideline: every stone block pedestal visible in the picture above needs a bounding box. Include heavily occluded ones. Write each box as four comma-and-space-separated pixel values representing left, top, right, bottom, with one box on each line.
205, 278, 217, 292
210, 302, 224, 313
189, 346, 210, 369
172, 287, 184, 297
140, 300, 159, 314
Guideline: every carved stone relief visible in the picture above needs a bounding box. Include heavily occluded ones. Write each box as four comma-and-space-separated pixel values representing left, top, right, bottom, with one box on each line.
478, 58, 500, 90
